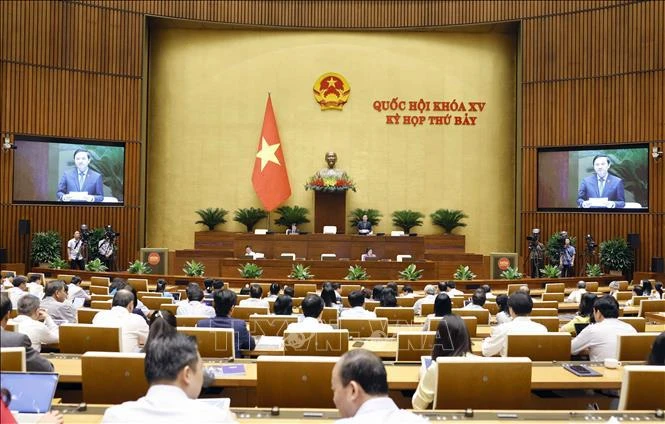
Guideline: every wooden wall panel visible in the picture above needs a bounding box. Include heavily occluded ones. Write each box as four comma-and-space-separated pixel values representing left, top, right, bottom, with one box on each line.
1, 0, 663, 274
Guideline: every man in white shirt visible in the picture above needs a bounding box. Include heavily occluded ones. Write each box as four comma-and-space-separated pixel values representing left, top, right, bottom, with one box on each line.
7, 275, 28, 309
463, 289, 486, 310
412, 285, 436, 316
40, 280, 77, 323
26, 274, 45, 299
565, 281, 587, 303
286, 294, 333, 332
481, 292, 548, 357
176, 284, 215, 318
444, 281, 465, 297
92, 290, 149, 352
10, 294, 59, 352
340, 291, 377, 319
238, 284, 270, 308
102, 333, 237, 423
332, 349, 427, 424
67, 230, 85, 270
67, 275, 90, 303
571, 295, 637, 361
481, 285, 496, 300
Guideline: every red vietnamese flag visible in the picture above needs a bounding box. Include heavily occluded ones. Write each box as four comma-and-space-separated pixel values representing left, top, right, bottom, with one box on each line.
251, 94, 291, 211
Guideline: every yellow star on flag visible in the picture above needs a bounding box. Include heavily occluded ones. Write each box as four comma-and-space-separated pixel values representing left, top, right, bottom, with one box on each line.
256, 136, 281, 172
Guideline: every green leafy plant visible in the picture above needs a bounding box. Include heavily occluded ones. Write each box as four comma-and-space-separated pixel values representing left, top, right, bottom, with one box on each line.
453, 265, 476, 280
127, 260, 152, 274
183, 260, 205, 277
288, 263, 314, 280
499, 267, 523, 280
391, 210, 425, 234
348, 208, 382, 228
238, 263, 263, 279
195, 208, 228, 231
599, 238, 634, 273
87, 227, 105, 260
87, 146, 125, 200
545, 233, 577, 265
31, 231, 62, 265
85, 258, 108, 272
344, 265, 370, 280
233, 207, 268, 232
48, 257, 69, 270
430, 209, 468, 234
274, 205, 310, 228
398, 264, 423, 281
585, 263, 603, 277
540, 264, 562, 278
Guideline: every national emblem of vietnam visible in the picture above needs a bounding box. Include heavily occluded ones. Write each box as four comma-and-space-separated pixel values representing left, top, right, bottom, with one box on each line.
313, 72, 350, 111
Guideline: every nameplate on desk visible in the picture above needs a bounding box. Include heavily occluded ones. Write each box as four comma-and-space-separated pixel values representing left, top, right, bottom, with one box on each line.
209, 365, 246, 376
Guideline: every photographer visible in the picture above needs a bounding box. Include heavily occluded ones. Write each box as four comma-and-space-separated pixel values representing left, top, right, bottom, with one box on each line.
527, 229, 544, 278
98, 225, 118, 271
67, 230, 85, 270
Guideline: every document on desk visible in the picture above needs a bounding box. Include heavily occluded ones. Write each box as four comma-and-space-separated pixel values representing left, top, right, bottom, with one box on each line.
254, 335, 284, 349
208, 365, 246, 376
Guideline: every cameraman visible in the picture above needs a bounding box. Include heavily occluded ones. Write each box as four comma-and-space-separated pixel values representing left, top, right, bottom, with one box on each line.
67, 230, 85, 270
98, 228, 116, 271
559, 237, 576, 277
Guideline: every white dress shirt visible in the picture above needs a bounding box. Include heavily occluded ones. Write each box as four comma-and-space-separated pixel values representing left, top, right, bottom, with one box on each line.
412, 352, 477, 410
481, 316, 548, 357
566, 289, 586, 304
67, 237, 83, 260
413, 295, 436, 315
495, 311, 512, 325
26, 282, 44, 299
238, 297, 270, 308
102, 384, 237, 423
570, 318, 637, 361
92, 306, 149, 352
67, 284, 89, 302
176, 301, 215, 318
9, 314, 59, 352
8, 287, 27, 309
340, 307, 377, 319
447, 288, 465, 297
286, 317, 333, 332
462, 303, 485, 311
336, 397, 428, 424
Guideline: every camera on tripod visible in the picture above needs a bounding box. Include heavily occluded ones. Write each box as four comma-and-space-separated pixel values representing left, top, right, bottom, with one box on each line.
526, 228, 540, 249
585, 234, 596, 251
80, 224, 91, 243
104, 225, 120, 242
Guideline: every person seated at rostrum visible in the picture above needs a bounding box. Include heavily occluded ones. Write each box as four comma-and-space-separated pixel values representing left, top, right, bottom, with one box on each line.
565, 281, 587, 303
462, 289, 487, 311
340, 290, 377, 319
92, 289, 149, 353
101, 333, 237, 423
196, 289, 255, 358
481, 292, 547, 357
176, 283, 215, 318
571, 295, 637, 361
286, 294, 333, 332
40, 280, 77, 324
412, 315, 476, 409
560, 293, 597, 335
10, 294, 59, 352
361, 248, 376, 261
331, 349, 427, 423
238, 284, 269, 308
422, 293, 453, 331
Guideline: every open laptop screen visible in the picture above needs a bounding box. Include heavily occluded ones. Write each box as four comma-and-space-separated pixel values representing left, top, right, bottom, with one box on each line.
0, 372, 59, 413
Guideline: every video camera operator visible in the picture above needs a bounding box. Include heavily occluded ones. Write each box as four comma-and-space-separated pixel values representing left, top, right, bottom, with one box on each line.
98, 225, 119, 271
67, 229, 85, 270
526, 229, 544, 278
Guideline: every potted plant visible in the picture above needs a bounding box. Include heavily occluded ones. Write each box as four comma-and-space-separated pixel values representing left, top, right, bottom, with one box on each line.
274, 205, 310, 229
398, 264, 423, 281
195, 208, 228, 231
288, 263, 314, 280
391, 210, 425, 234
31, 231, 62, 266
344, 265, 370, 280
48, 257, 69, 270
348, 208, 382, 229
86, 227, 105, 260
585, 263, 603, 277
453, 265, 476, 280
545, 232, 577, 265
430, 209, 468, 234
85, 258, 108, 272
599, 238, 634, 275
539, 264, 561, 278
127, 260, 152, 274
183, 260, 205, 277
238, 263, 263, 279
233, 207, 268, 232
499, 267, 523, 279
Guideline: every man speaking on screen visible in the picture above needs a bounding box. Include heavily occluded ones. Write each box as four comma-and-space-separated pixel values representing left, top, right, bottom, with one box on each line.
577, 154, 625, 209
56, 149, 105, 202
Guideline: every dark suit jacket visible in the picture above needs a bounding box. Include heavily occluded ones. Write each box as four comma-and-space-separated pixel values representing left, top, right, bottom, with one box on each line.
577, 174, 625, 208
56, 168, 104, 202
196, 316, 256, 358
357, 221, 372, 233
0, 328, 54, 372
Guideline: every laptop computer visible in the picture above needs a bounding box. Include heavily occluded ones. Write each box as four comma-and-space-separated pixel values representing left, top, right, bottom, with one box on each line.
0, 372, 59, 413
574, 323, 590, 334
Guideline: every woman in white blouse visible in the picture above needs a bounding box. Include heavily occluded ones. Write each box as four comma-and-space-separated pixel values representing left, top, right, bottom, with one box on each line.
495, 294, 511, 325
412, 315, 476, 409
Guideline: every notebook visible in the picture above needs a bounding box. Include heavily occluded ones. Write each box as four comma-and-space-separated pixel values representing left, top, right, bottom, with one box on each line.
0, 372, 59, 413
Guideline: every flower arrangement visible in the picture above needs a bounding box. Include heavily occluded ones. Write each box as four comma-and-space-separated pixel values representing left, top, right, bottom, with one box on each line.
305, 172, 357, 192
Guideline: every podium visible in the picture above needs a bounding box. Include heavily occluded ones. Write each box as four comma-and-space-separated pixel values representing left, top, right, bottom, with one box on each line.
314, 191, 346, 234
